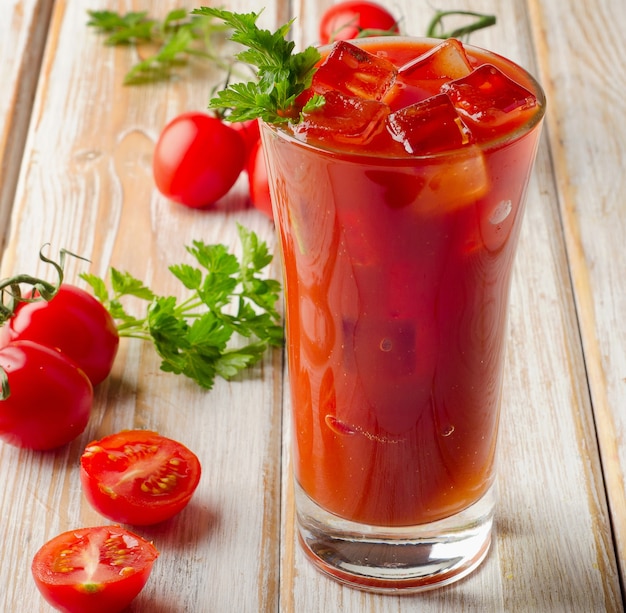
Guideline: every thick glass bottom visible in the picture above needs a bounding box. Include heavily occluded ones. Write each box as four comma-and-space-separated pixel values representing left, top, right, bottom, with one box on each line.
295, 482, 495, 593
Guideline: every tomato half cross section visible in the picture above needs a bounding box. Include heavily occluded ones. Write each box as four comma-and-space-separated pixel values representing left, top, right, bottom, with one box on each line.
31, 525, 158, 613
80, 430, 202, 525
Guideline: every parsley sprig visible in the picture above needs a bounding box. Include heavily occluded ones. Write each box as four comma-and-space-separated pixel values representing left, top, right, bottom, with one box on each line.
193, 8, 323, 124
87, 8, 233, 84
81, 225, 283, 390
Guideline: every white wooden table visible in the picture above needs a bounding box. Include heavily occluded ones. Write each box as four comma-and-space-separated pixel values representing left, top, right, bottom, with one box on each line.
1, 0, 625, 611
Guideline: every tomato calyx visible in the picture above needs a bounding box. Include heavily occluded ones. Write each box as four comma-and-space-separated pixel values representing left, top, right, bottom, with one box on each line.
0, 245, 67, 325
0, 246, 89, 399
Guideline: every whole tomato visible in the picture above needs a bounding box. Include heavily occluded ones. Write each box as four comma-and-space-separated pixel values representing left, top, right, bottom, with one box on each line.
319, 1, 400, 45
0, 283, 119, 386
0, 340, 93, 449
231, 118, 261, 161
153, 112, 246, 208
247, 140, 273, 220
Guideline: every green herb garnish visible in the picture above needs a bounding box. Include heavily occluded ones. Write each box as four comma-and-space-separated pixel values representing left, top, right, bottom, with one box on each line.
86, 8, 233, 84
80, 225, 283, 390
193, 8, 323, 124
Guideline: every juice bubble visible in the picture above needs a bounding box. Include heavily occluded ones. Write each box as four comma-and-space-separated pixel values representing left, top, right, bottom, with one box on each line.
325, 415, 356, 436
398, 38, 473, 81
387, 93, 472, 155
311, 40, 398, 101
294, 90, 390, 145
442, 63, 538, 131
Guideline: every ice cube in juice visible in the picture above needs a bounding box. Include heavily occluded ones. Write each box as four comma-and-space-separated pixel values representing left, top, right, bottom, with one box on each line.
310, 40, 397, 101
387, 92, 471, 154
442, 63, 539, 132
293, 90, 389, 145
398, 38, 473, 81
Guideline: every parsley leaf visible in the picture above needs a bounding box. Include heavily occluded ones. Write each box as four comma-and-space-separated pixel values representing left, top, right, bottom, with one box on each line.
193, 8, 321, 123
81, 225, 283, 390
87, 8, 233, 84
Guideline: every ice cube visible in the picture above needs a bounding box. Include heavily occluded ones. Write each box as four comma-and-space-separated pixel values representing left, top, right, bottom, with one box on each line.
311, 40, 398, 101
442, 63, 538, 129
398, 38, 473, 81
387, 93, 472, 155
415, 145, 489, 213
293, 90, 390, 145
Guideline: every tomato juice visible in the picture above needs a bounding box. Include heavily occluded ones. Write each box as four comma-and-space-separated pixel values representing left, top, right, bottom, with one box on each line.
262, 38, 545, 529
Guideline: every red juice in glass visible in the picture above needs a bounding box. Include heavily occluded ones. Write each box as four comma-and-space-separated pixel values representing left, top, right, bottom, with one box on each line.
261, 36, 545, 591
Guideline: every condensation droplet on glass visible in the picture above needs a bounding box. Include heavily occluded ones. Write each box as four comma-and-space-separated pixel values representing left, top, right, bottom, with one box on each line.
489, 199, 512, 225
325, 415, 356, 436
380, 338, 393, 352
441, 425, 455, 437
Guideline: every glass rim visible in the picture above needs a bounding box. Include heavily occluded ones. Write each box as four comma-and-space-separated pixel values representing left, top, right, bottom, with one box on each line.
262, 36, 546, 163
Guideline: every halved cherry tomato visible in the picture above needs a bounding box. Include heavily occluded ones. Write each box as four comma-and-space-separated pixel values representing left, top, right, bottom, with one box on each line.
80, 430, 202, 525
0, 340, 93, 450
32, 525, 158, 613
153, 111, 246, 208
319, 0, 400, 45
247, 140, 273, 220
0, 284, 119, 386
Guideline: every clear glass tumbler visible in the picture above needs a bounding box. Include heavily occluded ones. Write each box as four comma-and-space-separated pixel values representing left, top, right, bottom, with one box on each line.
261, 37, 546, 592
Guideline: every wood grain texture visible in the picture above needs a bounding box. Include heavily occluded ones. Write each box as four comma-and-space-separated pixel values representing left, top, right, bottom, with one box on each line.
1, 1, 283, 612
0, 0, 55, 255
0, 0, 624, 611
528, 0, 626, 590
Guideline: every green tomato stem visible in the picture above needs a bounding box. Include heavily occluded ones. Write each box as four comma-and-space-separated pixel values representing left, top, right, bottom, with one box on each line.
426, 11, 496, 40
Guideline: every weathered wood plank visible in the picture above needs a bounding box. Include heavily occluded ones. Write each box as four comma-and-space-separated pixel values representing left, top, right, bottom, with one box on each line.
528, 0, 626, 592
280, 0, 623, 610
0, 1, 283, 611
0, 0, 623, 610
0, 0, 55, 255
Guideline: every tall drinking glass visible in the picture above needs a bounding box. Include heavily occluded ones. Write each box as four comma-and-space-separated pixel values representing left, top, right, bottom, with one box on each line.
261, 36, 545, 592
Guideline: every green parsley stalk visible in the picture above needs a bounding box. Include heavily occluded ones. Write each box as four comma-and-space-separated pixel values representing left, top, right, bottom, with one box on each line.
87, 8, 234, 84
83, 225, 283, 390
1, 226, 283, 391
193, 8, 323, 124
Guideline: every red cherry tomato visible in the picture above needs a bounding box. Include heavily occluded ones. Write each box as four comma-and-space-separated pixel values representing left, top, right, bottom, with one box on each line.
231, 118, 261, 161
319, 0, 400, 45
0, 340, 93, 449
80, 430, 202, 525
0, 284, 119, 386
153, 112, 246, 208
32, 525, 158, 613
247, 140, 273, 220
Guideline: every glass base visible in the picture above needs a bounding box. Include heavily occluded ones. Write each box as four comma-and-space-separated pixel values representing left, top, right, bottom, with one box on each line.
295, 482, 495, 593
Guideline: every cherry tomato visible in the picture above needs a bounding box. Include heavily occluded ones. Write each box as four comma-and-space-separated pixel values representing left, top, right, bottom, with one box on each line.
0, 340, 93, 449
319, 0, 400, 45
231, 118, 261, 161
32, 525, 158, 613
0, 284, 119, 386
153, 111, 246, 208
247, 140, 273, 220
80, 430, 202, 525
